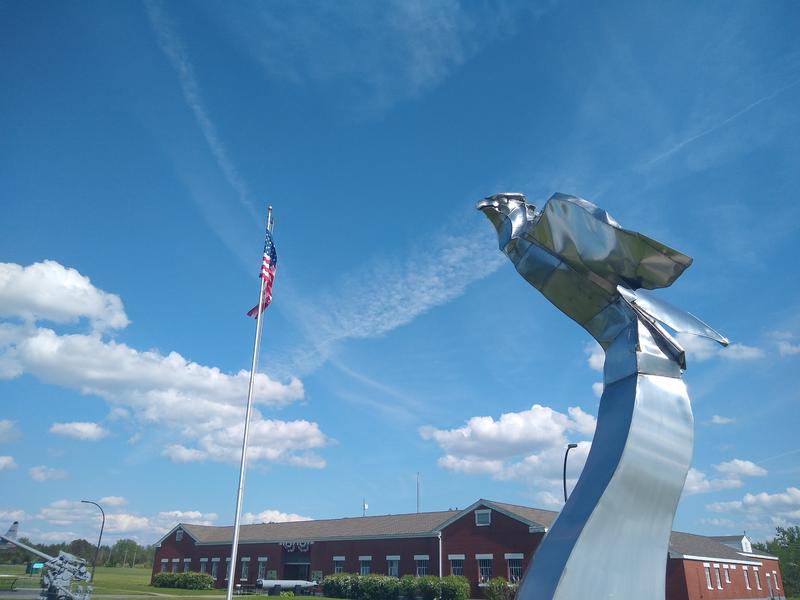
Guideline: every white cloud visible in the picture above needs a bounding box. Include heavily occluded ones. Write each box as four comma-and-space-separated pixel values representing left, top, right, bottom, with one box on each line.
0, 261, 326, 469
98, 496, 127, 507
714, 459, 767, 478
0, 419, 20, 442
707, 487, 800, 530
107, 407, 130, 421
0, 261, 129, 332
162, 418, 326, 468
420, 404, 595, 490
700, 517, 736, 529
0, 509, 27, 521
683, 459, 766, 496
709, 414, 735, 425
243, 509, 311, 524
49, 422, 109, 441
104, 513, 153, 533
591, 382, 604, 398
163, 445, 206, 463
29, 465, 68, 482
683, 468, 741, 495
532, 490, 563, 510
777, 340, 800, 356
154, 510, 219, 529
584, 342, 604, 372
32, 499, 219, 542
677, 333, 764, 362
213, 2, 538, 112
768, 331, 800, 356
0, 455, 17, 471
285, 217, 505, 374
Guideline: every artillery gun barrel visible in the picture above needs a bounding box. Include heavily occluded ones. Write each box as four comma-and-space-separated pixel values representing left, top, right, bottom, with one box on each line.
0, 531, 56, 563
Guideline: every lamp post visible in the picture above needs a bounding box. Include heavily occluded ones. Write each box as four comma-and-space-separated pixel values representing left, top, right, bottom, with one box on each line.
563, 443, 578, 503
81, 500, 105, 583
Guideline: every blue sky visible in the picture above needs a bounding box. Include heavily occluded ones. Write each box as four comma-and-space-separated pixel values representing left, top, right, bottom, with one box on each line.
1, 0, 799, 545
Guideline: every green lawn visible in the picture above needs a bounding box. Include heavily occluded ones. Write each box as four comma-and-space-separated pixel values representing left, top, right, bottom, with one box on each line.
0, 565, 222, 597
0, 565, 338, 599
90, 566, 223, 596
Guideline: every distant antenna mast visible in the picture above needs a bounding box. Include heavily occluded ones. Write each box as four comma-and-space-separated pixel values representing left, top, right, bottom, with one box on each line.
416, 472, 420, 513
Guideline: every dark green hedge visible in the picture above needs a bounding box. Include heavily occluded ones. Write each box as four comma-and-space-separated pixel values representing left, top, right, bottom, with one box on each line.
322, 573, 469, 600
151, 572, 214, 589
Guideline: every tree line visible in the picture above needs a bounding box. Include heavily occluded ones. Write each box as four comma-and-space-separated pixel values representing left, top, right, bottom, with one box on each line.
0, 537, 155, 568
754, 525, 800, 597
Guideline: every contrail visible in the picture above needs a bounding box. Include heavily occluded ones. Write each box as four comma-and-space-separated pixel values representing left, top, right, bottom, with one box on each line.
647, 76, 800, 166
143, 0, 257, 220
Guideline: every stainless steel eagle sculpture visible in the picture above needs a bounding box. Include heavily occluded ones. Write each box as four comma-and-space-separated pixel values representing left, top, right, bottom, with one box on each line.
478, 193, 728, 600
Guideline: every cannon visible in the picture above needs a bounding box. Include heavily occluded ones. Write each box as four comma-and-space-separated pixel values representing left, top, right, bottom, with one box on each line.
1, 522, 92, 600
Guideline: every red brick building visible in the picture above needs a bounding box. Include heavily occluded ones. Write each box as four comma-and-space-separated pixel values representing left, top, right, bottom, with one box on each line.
668, 532, 785, 600
152, 499, 784, 599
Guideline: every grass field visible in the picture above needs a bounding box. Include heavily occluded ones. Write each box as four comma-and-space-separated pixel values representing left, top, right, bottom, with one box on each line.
0, 565, 341, 599
0, 565, 223, 597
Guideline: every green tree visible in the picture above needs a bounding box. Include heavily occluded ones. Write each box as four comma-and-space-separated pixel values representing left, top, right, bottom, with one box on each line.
754, 526, 800, 597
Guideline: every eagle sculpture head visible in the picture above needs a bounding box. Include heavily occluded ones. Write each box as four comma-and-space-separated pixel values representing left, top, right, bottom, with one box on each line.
476, 192, 538, 251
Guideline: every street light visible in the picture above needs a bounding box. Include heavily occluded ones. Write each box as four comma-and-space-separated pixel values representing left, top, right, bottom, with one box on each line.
81, 500, 105, 583
563, 443, 578, 503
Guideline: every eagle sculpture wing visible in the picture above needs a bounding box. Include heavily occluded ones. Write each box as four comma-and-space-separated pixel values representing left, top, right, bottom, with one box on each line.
529, 193, 693, 291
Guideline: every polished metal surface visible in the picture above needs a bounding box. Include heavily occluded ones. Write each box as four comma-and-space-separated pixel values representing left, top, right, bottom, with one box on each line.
478, 193, 727, 600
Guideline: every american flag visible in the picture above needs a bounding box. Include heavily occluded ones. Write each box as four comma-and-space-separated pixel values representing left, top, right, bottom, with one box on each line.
247, 227, 278, 318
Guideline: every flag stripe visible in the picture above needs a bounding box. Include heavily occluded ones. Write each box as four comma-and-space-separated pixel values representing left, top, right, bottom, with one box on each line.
247, 227, 278, 318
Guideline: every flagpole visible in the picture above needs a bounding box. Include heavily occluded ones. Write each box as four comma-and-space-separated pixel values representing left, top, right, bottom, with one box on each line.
226, 206, 273, 600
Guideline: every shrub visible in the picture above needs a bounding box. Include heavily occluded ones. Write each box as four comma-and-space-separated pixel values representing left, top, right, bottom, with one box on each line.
152, 573, 177, 588
151, 572, 213, 590
279, 592, 295, 598
482, 578, 515, 600
177, 572, 214, 590
359, 575, 399, 600
439, 576, 469, 600
399, 575, 417, 599
416, 576, 440, 600
322, 573, 350, 598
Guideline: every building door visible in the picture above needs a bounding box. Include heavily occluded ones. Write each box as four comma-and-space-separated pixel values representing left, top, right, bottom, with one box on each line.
283, 563, 309, 581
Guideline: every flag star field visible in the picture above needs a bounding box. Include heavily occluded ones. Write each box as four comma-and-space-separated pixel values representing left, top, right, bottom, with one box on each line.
1, 0, 799, 544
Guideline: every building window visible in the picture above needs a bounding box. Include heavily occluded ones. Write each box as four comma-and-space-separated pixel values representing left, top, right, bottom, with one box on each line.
176, 529, 184, 542
773, 571, 779, 590
414, 555, 429, 577
359, 556, 372, 576
333, 556, 345, 574
450, 558, 464, 576
475, 509, 491, 526
225, 558, 231, 580
507, 558, 523, 583
211, 559, 220, 580
723, 565, 730, 584
477, 556, 493, 584
171, 559, 179, 574
160, 559, 168, 574
183, 559, 191, 573
241, 558, 250, 581
743, 566, 751, 590
200, 559, 208, 574
386, 556, 400, 577
713, 564, 722, 589
703, 565, 712, 590
257, 558, 267, 580
754, 567, 762, 590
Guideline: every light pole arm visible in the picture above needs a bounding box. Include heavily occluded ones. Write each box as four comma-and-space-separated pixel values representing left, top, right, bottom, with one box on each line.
81, 500, 105, 583
563, 444, 578, 503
